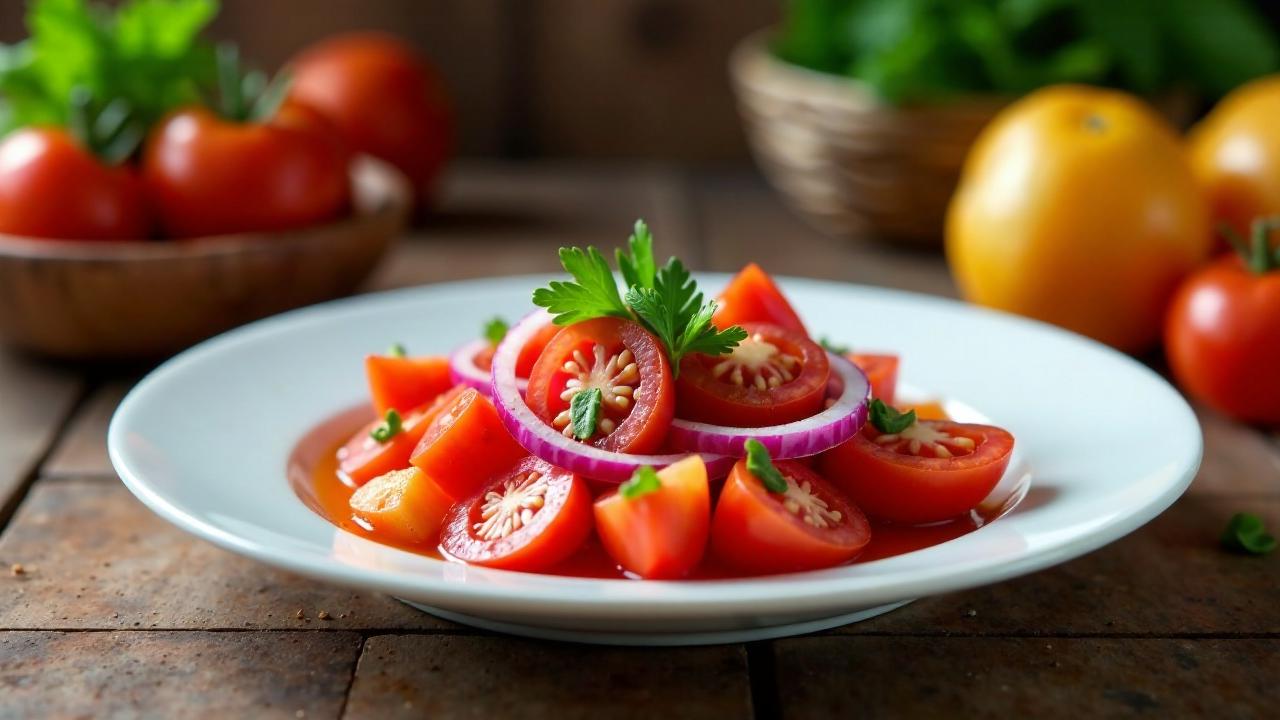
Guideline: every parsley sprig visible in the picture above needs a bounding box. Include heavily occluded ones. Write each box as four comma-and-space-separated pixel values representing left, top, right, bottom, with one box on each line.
620, 466, 662, 500
483, 317, 509, 346
869, 399, 916, 434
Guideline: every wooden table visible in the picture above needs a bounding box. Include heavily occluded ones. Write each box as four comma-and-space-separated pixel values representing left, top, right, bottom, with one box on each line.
1, 163, 1276, 719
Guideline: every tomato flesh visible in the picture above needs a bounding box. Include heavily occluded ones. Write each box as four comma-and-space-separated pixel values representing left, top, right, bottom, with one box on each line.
366, 354, 454, 415
711, 459, 870, 574
713, 263, 808, 335
593, 456, 711, 579
440, 457, 593, 571
349, 467, 452, 546
848, 353, 899, 407
819, 420, 1014, 524
337, 385, 466, 486
473, 322, 559, 376
409, 388, 528, 499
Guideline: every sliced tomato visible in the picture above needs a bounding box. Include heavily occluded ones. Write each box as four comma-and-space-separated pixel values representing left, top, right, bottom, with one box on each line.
819, 420, 1014, 524
472, 322, 559, 376
677, 322, 829, 427
526, 317, 674, 454
848, 353, 899, 407
337, 385, 467, 486
711, 458, 870, 574
349, 467, 453, 546
593, 456, 711, 579
409, 388, 528, 499
712, 263, 807, 335
440, 457, 593, 571
366, 353, 453, 415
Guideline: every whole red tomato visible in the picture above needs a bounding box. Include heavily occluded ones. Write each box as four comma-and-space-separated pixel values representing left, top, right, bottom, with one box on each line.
288, 33, 452, 207
1165, 221, 1280, 424
142, 103, 350, 238
0, 127, 149, 240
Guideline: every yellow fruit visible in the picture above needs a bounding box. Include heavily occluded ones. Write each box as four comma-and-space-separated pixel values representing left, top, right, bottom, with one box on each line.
1189, 74, 1280, 239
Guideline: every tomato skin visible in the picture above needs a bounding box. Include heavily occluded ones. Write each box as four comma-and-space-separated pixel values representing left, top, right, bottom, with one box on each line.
819, 422, 1014, 525
711, 460, 870, 574
142, 104, 350, 238
337, 386, 466, 486
441, 457, 593, 571
289, 32, 452, 206
593, 456, 711, 579
848, 353, 898, 407
473, 323, 559, 376
677, 323, 829, 427
349, 467, 453, 547
0, 128, 149, 240
713, 263, 807, 335
947, 85, 1210, 353
366, 354, 454, 416
409, 388, 528, 499
1165, 256, 1280, 424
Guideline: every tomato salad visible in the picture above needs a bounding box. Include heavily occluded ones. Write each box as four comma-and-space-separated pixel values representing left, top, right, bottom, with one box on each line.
311, 221, 1016, 579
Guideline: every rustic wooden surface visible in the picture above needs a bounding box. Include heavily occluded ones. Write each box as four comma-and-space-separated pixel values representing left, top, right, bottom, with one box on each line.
1, 163, 1277, 719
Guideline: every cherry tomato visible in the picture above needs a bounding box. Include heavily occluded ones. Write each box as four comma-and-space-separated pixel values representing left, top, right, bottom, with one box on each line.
409, 388, 528, 499
337, 386, 466, 486
711, 458, 869, 574
0, 127, 148, 240
1165, 253, 1280, 424
288, 32, 452, 207
593, 456, 711, 579
142, 103, 350, 238
713, 263, 807, 335
819, 419, 1014, 525
848, 353, 899, 406
440, 457, 593, 571
349, 467, 452, 547
366, 353, 454, 416
473, 322, 560, 377
676, 323, 829, 427
526, 318, 674, 454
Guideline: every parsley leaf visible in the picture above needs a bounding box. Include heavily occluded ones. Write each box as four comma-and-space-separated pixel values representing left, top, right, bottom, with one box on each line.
616, 219, 656, 290
619, 465, 662, 500
819, 336, 850, 355
570, 388, 602, 441
744, 439, 788, 493
387, 342, 407, 358
483, 317, 508, 346
627, 259, 747, 374
532, 246, 630, 325
1222, 512, 1277, 555
370, 409, 403, 443
869, 399, 915, 434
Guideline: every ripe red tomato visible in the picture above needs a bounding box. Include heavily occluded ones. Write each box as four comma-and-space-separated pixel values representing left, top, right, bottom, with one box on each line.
440, 457, 593, 571
366, 353, 454, 416
0, 127, 148, 240
142, 104, 350, 238
711, 458, 869, 574
848, 353, 899, 407
288, 32, 452, 206
526, 318, 674, 454
1165, 253, 1280, 424
593, 456, 711, 579
676, 322, 829, 427
713, 263, 807, 335
409, 388, 528, 499
337, 386, 466, 486
819, 419, 1014, 524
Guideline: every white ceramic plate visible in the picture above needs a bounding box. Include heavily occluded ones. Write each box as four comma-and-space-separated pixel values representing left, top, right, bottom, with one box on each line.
109, 275, 1201, 645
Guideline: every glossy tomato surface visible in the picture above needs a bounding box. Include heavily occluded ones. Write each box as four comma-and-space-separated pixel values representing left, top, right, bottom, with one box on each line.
711, 459, 870, 574
349, 467, 452, 546
409, 388, 527, 499
0, 127, 148, 240
593, 456, 711, 579
1189, 75, 1280, 239
712, 263, 807, 335
526, 318, 673, 454
677, 322, 828, 427
142, 104, 350, 237
337, 386, 466, 486
849, 353, 899, 407
366, 354, 453, 415
820, 420, 1014, 524
440, 457, 592, 572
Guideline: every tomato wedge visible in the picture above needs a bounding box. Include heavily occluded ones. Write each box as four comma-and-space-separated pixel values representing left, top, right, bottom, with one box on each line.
711, 459, 870, 574
593, 456, 711, 579
819, 419, 1014, 524
712, 263, 807, 335
676, 322, 829, 427
366, 353, 453, 415
848, 353, 899, 407
526, 317, 674, 454
337, 385, 467, 486
474, 322, 561, 376
440, 457, 593, 571
349, 467, 453, 546
409, 388, 528, 499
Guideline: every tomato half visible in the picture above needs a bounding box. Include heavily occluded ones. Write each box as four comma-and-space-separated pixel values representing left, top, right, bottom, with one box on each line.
819, 420, 1014, 525
409, 388, 528, 499
711, 459, 870, 574
526, 318, 674, 454
848, 353, 899, 407
593, 456, 711, 579
337, 385, 466, 486
440, 457, 593, 571
712, 263, 807, 335
677, 323, 829, 427
349, 467, 452, 547
366, 353, 454, 415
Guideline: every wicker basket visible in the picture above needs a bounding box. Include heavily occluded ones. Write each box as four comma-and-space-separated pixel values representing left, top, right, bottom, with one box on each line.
730, 31, 1007, 248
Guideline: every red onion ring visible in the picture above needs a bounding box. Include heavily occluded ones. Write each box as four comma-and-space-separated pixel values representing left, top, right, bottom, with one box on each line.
491, 310, 733, 483
449, 338, 529, 397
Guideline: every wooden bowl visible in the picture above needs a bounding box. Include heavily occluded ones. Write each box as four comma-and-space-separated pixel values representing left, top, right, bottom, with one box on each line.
730, 31, 1006, 248
0, 156, 410, 360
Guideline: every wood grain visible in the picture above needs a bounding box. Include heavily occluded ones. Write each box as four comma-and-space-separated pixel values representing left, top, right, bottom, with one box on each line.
0, 352, 82, 517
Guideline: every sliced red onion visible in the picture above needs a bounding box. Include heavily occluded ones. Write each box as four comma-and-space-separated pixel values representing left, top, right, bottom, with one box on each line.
667, 353, 870, 459
449, 338, 528, 397
491, 310, 733, 483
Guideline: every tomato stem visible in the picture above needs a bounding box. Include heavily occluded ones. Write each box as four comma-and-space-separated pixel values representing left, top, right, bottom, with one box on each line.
65, 86, 143, 165
1237, 218, 1280, 274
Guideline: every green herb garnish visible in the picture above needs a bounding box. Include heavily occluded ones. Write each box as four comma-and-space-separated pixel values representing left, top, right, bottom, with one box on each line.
616, 219, 657, 290
483, 317, 509, 346
744, 439, 788, 494
1222, 512, 1277, 555
369, 409, 403, 443
532, 246, 631, 325
620, 466, 662, 500
569, 387, 602, 441
387, 343, 407, 358
819, 337, 850, 355
869, 398, 916, 434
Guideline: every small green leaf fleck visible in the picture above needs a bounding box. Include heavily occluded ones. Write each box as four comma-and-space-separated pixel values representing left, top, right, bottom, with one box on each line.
570, 388, 603, 441
744, 439, 788, 494
620, 466, 662, 500
869, 399, 915, 434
